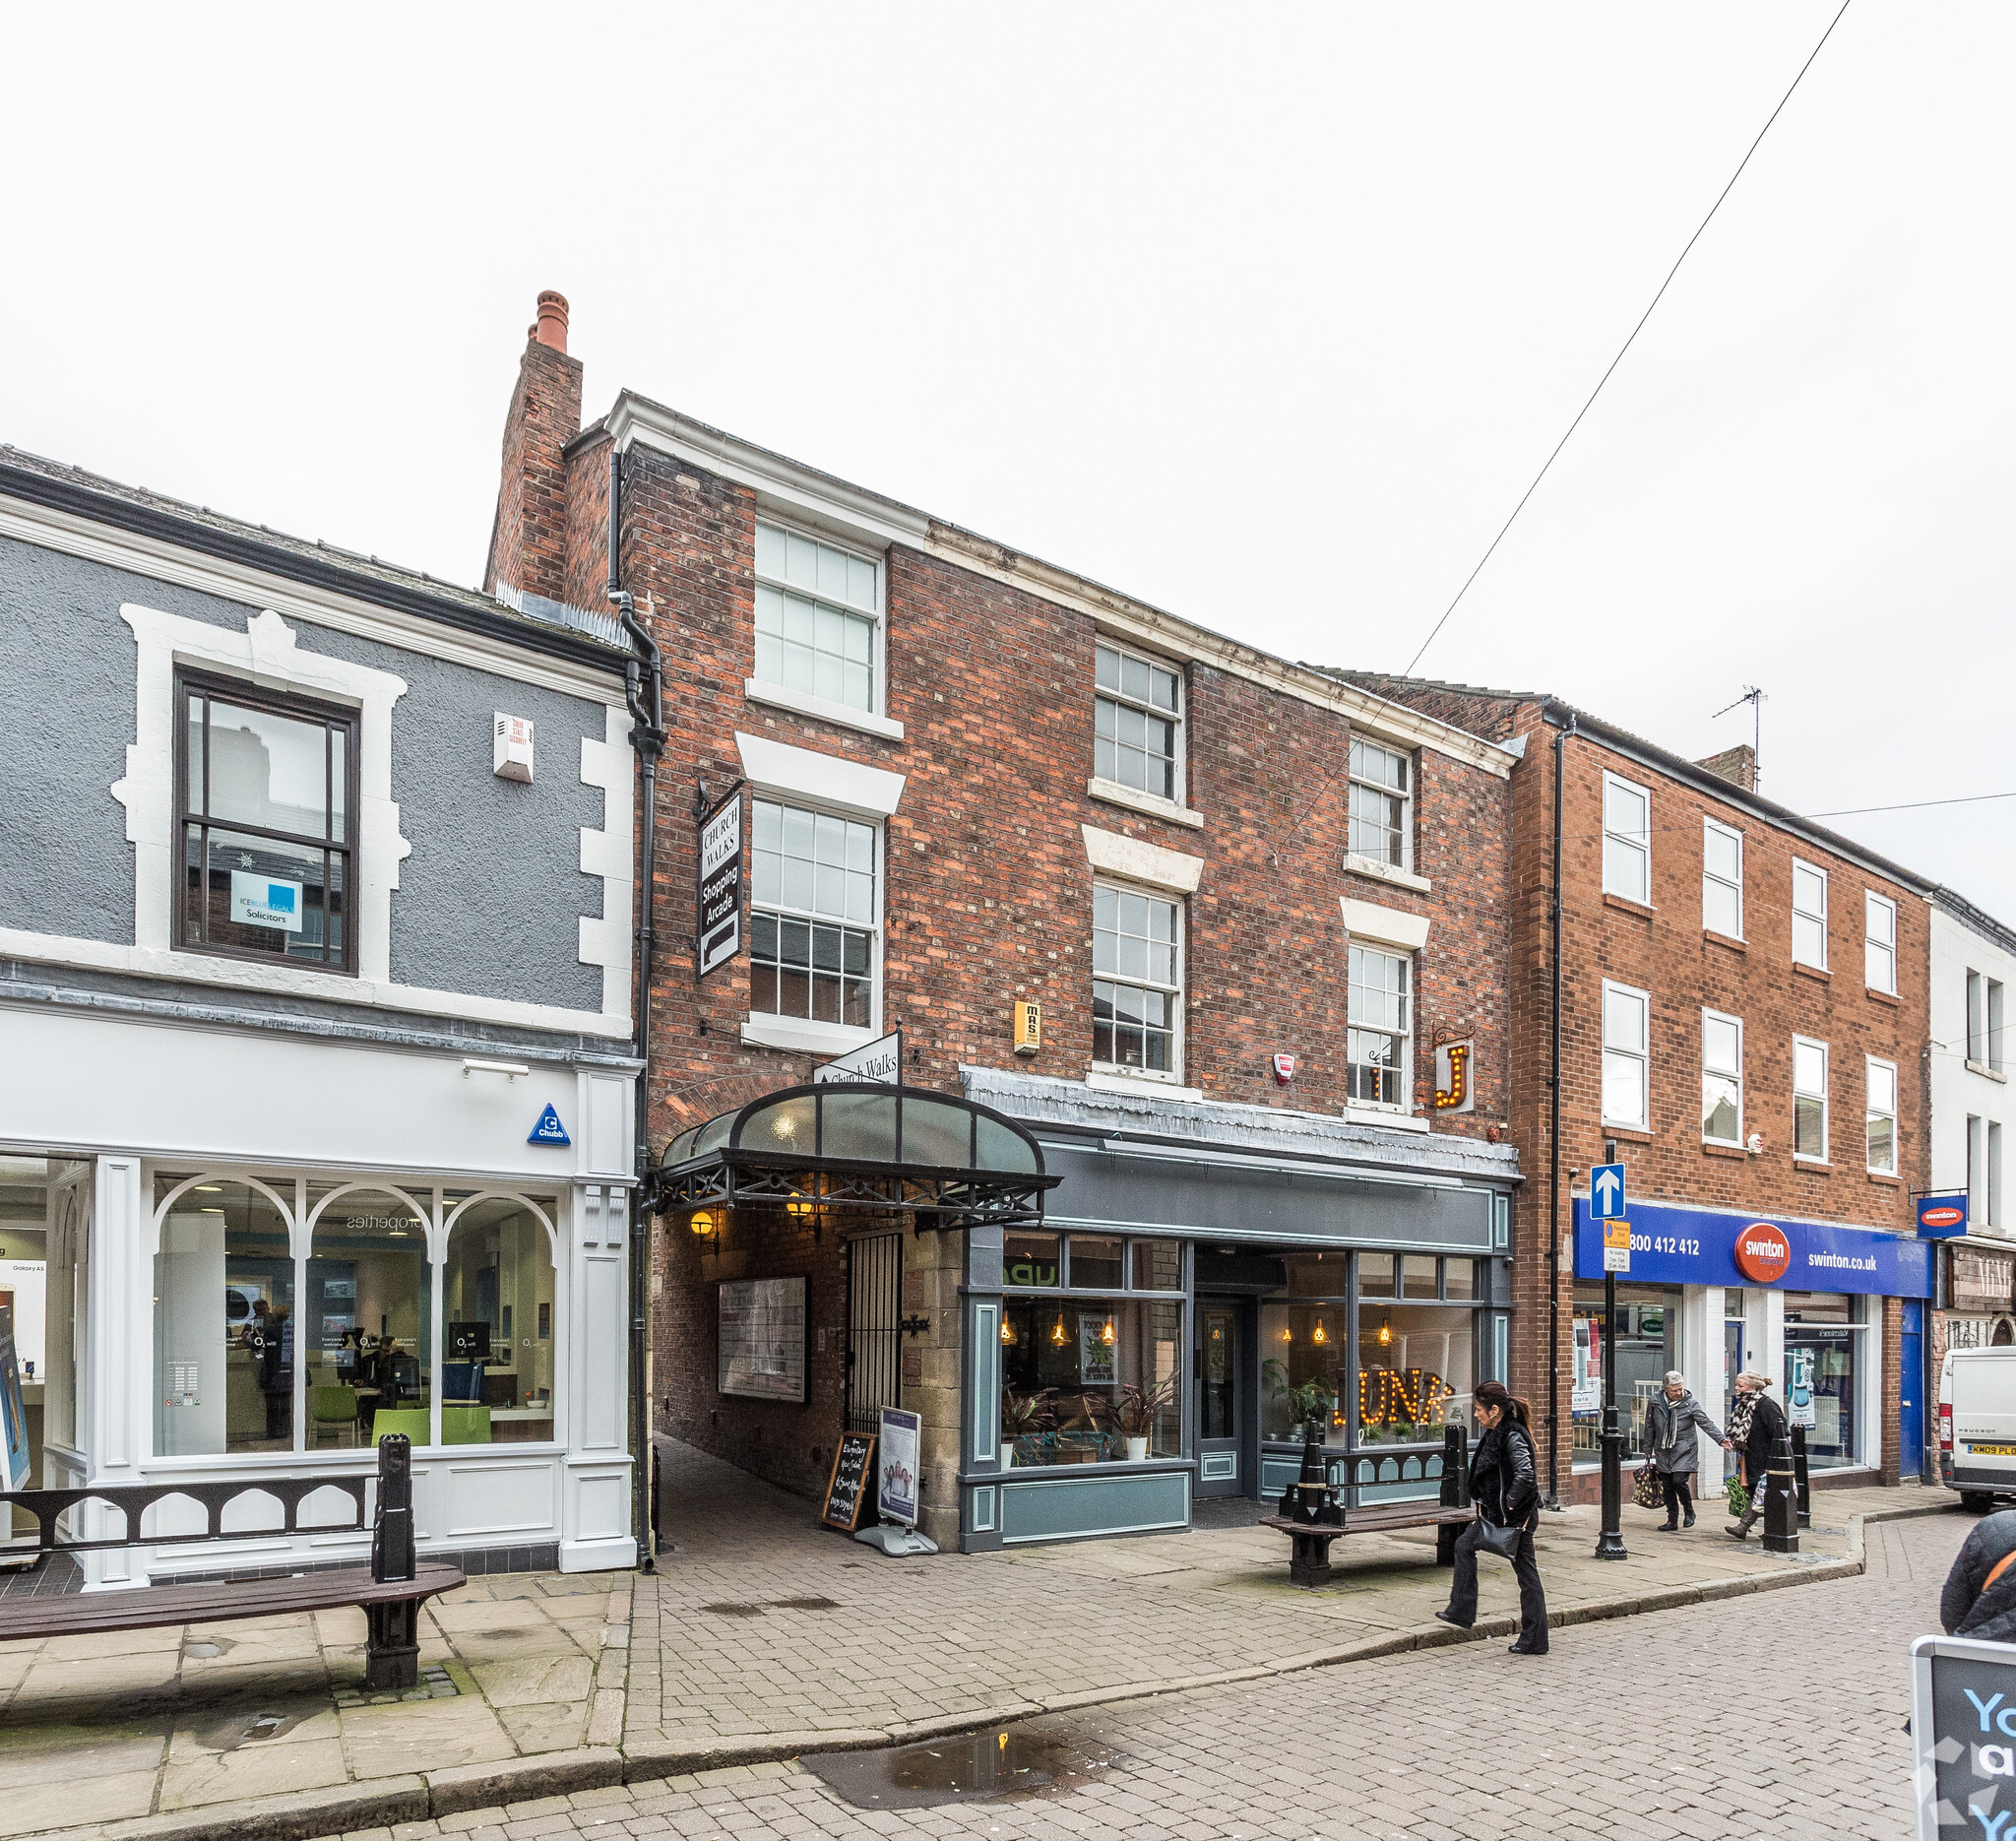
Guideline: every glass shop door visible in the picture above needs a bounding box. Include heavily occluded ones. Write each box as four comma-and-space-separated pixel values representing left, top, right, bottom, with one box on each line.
1195, 1301, 1242, 1497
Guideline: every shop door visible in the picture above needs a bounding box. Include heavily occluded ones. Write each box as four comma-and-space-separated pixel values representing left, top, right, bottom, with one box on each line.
844, 1232, 903, 1435
1900, 1300, 1923, 1479
1195, 1301, 1241, 1496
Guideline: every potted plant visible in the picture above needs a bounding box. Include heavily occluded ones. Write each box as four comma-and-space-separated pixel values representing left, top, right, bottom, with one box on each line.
1000, 1388, 1052, 1467
1262, 1360, 1336, 1443
1110, 1374, 1177, 1462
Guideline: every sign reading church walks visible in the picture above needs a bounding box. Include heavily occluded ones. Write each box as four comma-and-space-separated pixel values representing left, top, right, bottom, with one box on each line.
820, 1432, 877, 1532
813, 1030, 902, 1086
697, 787, 743, 980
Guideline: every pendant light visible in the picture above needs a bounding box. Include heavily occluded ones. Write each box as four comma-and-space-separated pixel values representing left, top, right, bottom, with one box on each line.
1378, 1316, 1393, 1348
1050, 1310, 1067, 1346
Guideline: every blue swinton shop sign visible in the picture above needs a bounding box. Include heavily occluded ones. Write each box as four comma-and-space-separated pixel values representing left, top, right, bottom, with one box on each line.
1572, 1197, 1933, 1298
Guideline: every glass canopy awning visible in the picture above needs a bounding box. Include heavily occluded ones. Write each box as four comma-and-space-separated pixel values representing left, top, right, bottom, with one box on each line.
655, 1081, 1058, 1226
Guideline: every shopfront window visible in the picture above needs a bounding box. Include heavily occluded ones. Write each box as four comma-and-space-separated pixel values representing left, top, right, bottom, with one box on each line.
155, 1177, 295, 1457
1262, 1304, 1348, 1445
1784, 1292, 1862, 1469
443, 1199, 557, 1444
306, 1190, 431, 1448
1572, 1282, 1675, 1460
999, 1233, 1181, 1463
1356, 1300, 1475, 1445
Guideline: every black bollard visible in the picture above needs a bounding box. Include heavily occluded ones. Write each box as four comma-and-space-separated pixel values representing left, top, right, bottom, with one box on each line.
1436, 1422, 1470, 1567
1761, 1426, 1799, 1555
1791, 1427, 1811, 1529
365, 1434, 420, 1691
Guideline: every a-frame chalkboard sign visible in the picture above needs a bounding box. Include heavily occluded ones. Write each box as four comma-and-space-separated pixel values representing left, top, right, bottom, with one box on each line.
819, 1433, 877, 1532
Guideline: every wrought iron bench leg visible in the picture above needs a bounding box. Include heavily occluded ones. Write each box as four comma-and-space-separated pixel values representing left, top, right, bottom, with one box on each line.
1288, 1531, 1336, 1589
363, 1597, 420, 1691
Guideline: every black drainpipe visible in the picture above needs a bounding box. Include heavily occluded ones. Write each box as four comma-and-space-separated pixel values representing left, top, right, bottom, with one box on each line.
608, 445, 664, 1572
1544, 705, 1577, 1507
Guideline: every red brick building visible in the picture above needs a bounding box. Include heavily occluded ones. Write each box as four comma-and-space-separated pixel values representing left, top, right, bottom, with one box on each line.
1339, 674, 1938, 1504
483, 299, 1527, 1550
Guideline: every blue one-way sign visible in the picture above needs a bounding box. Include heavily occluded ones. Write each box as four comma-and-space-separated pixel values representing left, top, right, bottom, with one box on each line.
1591, 1162, 1627, 1221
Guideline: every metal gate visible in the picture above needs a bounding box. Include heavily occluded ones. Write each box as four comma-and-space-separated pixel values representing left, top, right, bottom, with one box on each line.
845, 1232, 903, 1434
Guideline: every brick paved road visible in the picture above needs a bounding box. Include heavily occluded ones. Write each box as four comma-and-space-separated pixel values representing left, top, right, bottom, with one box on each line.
320, 1506, 1961, 1840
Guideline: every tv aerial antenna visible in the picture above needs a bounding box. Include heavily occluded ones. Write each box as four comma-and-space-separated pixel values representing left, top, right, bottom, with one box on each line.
1712, 685, 1765, 791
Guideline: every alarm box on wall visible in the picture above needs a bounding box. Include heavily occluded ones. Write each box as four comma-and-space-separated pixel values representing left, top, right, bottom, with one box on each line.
1013, 1001, 1041, 1056
493, 714, 535, 782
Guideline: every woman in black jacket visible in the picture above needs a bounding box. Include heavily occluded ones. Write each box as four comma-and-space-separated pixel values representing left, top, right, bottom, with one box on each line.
1725, 1371, 1788, 1540
1436, 1379, 1549, 1655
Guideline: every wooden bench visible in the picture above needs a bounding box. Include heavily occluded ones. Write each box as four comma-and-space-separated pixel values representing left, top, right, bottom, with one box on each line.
1263, 1424, 1475, 1588
0, 1434, 462, 1689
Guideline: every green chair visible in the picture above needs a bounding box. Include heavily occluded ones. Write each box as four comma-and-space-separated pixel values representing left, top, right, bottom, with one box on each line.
441, 1404, 491, 1446
310, 1384, 359, 1448
371, 1408, 431, 1448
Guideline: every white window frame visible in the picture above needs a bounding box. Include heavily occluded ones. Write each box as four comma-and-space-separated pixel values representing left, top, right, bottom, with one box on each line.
1093, 641, 1186, 807
1970, 971, 2006, 1074
1091, 877, 1185, 1084
1702, 818, 1743, 940
1794, 1035, 1830, 1163
1602, 772, 1652, 905
1702, 1008, 1743, 1147
1864, 891, 1897, 995
1348, 739, 1415, 874
748, 518, 897, 739
1792, 858, 1829, 971
1992, 1120, 2004, 1232
1601, 980, 1650, 1130
1864, 1054, 1898, 1176
1347, 943, 1415, 1112
745, 795, 884, 1048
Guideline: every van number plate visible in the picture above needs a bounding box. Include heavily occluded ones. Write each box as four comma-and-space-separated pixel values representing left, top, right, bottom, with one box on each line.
1969, 1444, 2016, 1457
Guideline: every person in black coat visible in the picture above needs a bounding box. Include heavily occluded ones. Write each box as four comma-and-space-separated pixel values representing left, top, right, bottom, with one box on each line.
1436, 1378, 1549, 1655
1942, 1508, 2016, 1642
1725, 1370, 1788, 1540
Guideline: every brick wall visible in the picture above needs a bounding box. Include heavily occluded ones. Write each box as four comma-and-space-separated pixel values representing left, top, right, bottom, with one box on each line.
602, 442, 1517, 1498
483, 333, 583, 603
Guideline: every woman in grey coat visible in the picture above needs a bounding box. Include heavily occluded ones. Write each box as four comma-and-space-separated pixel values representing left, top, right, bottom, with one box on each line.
1642, 1370, 1731, 1532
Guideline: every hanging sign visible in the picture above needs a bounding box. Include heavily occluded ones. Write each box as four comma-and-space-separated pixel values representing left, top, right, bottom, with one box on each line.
1432, 1040, 1475, 1112
697, 787, 743, 980
1918, 1192, 1969, 1238
814, 1030, 902, 1086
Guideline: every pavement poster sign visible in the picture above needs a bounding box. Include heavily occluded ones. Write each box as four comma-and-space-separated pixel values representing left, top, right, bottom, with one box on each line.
812, 1030, 902, 1086
877, 1406, 920, 1527
697, 787, 743, 980
1910, 1633, 2016, 1837
819, 1432, 877, 1532
1591, 1162, 1626, 1220
1789, 1345, 1818, 1429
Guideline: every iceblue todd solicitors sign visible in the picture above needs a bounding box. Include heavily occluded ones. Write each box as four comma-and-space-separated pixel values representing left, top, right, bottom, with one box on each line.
1573, 1198, 1932, 1298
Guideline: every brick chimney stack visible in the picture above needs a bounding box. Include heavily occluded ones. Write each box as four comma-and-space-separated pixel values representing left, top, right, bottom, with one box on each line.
483, 290, 584, 604
1695, 743, 1758, 792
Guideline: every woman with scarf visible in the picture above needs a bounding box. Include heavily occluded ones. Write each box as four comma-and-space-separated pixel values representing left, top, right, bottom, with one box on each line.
1643, 1369, 1731, 1532
1436, 1379, 1548, 1655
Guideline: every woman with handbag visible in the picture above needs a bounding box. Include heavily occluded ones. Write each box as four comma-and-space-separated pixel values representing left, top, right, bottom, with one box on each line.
1725, 1370, 1788, 1540
1641, 1370, 1732, 1532
1435, 1379, 1548, 1656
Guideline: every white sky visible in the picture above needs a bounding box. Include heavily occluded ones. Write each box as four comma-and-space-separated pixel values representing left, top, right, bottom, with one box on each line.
7, 4, 2012, 920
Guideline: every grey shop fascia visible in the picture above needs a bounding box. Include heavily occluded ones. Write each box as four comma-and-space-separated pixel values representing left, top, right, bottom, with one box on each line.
953, 1068, 1520, 1553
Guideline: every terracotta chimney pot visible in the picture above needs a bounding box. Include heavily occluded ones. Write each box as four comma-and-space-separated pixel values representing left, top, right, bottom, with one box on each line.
534, 290, 570, 354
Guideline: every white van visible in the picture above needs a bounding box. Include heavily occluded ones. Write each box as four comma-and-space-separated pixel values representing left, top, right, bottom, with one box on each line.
1939, 1347, 2016, 1510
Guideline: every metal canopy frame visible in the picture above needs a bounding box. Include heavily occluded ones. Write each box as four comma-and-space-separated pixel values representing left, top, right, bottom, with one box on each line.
655, 1080, 1058, 1228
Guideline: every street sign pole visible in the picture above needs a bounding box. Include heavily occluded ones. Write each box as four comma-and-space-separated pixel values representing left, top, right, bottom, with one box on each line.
1596, 1138, 1628, 1560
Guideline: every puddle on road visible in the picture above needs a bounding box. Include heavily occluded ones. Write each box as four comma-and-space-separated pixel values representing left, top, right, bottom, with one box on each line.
769, 1597, 840, 1612
187, 1703, 316, 1751
182, 1636, 237, 1660
803, 1717, 1120, 1810
698, 1602, 766, 1617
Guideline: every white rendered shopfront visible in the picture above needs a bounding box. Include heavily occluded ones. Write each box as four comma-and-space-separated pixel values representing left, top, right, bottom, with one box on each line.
0, 1003, 638, 1586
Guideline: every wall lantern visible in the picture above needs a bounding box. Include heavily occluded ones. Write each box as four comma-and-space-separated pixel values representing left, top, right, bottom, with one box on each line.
689, 1208, 721, 1238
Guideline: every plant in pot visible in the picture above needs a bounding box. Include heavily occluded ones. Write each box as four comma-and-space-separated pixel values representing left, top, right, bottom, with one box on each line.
1109, 1373, 1178, 1462
1000, 1389, 1053, 1467
1262, 1360, 1337, 1444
